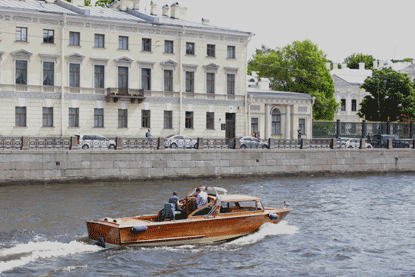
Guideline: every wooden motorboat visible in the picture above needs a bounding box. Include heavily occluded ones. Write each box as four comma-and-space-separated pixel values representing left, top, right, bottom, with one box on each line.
86, 186, 292, 248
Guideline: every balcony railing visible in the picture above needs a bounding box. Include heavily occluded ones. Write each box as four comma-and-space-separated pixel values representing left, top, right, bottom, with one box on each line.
105, 88, 145, 104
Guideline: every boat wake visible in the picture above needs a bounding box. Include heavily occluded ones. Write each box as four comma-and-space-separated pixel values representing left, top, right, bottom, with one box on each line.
0, 240, 101, 274
228, 221, 298, 246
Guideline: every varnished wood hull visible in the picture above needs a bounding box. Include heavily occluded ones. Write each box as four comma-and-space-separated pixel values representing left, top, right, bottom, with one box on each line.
86, 208, 291, 247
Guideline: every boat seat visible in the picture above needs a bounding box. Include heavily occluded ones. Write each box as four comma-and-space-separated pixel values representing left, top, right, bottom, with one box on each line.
162, 203, 177, 221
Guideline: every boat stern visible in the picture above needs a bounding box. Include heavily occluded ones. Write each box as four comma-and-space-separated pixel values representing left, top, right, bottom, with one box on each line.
86, 220, 122, 247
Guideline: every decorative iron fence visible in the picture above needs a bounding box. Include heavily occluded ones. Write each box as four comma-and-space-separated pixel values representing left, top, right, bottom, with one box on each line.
28, 137, 71, 150
313, 120, 415, 139
271, 139, 301, 149
202, 138, 233, 149
122, 137, 158, 149
0, 137, 23, 150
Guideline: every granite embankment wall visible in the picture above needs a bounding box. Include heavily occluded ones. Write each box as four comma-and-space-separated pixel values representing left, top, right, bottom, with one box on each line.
0, 148, 414, 184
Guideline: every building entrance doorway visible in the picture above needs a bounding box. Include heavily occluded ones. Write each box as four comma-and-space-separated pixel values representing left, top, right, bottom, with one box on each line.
225, 113, 235, 139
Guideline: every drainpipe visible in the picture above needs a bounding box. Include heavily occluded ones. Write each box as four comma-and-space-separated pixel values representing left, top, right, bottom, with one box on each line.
244, 33, 253, 136
61, 13, 66, 137
179, 26, 185, 135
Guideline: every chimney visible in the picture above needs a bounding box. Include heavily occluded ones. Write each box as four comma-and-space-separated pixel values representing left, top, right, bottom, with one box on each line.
132, 0, 139, 9
202, 18, 210, 25
341, 63, 347, 69
126, 0, 133, 9
373, 60, 378, 69
162, 4, 169, 16
325, 62, 330, 70
71, 0, 84, 6
359, 62, 365, 70
333, 62, 338, 70
45, 0, 53, 3
170, 2, 179, 18
119, 0, 128, 10
258, 78, 270, 90
150, 1, 157, 15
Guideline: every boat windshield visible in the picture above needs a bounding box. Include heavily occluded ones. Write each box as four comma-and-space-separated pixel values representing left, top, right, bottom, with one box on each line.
187, 186, 227, 197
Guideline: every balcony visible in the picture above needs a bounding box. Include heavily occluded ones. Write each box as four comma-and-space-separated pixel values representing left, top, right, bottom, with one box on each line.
105, 88, 145, 104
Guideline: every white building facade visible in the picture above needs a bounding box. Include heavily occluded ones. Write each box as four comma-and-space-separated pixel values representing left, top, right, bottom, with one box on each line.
0, 0, 251, 139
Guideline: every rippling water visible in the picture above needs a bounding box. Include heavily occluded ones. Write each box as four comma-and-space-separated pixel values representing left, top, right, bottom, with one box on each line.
1, 174, 415, 276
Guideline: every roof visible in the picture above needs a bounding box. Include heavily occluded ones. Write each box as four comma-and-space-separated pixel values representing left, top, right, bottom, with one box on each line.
248, 89, 312, 99
220, 194, 261, 202
0, 0, 250, 35
330, 68, 372, 85
378, 60, 412, 72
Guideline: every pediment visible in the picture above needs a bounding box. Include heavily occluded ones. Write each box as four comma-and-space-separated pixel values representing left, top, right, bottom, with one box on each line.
11, 49, 32, 59
66, 53, 85, 60
332, 75, 350, 86
115, 56, 133, 64
203, 63, 219, 69
160, 59, 178, 67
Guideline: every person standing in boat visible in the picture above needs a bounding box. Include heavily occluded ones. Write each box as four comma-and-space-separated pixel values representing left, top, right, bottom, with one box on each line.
168, 191, 183, 211
195, 188, 208, 208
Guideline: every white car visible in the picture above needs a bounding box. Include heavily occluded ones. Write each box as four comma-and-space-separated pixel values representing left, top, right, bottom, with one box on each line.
341, 138, 372, 149
240, 136, 269, 149
164, 135, 197, 149
76, 134, 116, 150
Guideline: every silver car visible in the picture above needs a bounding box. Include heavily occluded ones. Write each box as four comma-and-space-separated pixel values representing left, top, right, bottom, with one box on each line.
240, 136, 269, 149
76, 134, 116, 150
164, 135, 197, 149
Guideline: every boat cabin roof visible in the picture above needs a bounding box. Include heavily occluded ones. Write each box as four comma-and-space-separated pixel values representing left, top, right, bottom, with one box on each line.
220, 194, 261, 202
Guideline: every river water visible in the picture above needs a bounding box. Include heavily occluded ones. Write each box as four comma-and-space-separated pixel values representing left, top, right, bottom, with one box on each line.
0, 174, 414, 276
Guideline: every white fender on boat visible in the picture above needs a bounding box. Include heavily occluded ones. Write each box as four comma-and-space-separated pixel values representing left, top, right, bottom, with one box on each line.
131, 225, 148, 234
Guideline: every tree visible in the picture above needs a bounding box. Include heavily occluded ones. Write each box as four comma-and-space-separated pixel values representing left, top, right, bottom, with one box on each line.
249, 39, 337, 120
344, 53, 376, 70
391, 58, 413, 63
358, 67, 415, 122
95, 0, 114, 7
248, 45, 274, 75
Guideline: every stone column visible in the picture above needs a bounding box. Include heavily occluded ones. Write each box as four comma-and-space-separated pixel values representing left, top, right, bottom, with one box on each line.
116, 137, 123, 150
265, 104, 271, 139
22, 136, 29, 150
70, 136, 78, 150
285, 105, 291, 139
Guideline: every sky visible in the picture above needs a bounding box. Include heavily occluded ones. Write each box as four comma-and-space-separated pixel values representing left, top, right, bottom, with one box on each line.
141, 0, 415, 63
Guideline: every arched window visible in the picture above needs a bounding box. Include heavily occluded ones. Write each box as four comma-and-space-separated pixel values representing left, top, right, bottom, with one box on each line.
271, 109, 281, 135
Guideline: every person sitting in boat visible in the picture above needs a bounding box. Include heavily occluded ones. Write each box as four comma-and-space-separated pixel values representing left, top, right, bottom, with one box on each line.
168, 191, 183, 211
195, 188, 208, 209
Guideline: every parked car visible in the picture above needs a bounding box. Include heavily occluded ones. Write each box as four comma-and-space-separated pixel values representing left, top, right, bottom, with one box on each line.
371, 134, 410, 148
339, 138, 373, 149
164, 135, 197, 149
240, 136, 269, 149
76, 134, 116, 150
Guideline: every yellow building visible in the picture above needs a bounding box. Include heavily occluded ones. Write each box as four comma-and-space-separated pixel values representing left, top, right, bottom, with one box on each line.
0, 0, 251, 139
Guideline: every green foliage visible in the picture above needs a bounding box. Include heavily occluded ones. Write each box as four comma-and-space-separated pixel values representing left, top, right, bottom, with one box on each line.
391, 58, 413, 63
358, 67, 415, 122
248, 45, 274, 76
95, 0, 114, 7
249, 39, 337, 120
344, 53, 376, 70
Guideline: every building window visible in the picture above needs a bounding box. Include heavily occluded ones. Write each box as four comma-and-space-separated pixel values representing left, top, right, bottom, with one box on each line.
15, 107, 26, 127
251, 118, 258, 134
227, 74, 235, 95
352, 99, 357, 112
227, 46, 235, 59
206, 112, 214, 129
119, 36, 128, 50
15, 60, 27, 85
43, 62, 54, 86
341, 99, 346, 111
142, 38, 151, 52
43, 29, 54, 44
165, 40, 173, 53
69, 108, 79, 127
142, 110, 150, 128
164, 111, 172, 129
185, 72, 194, 92
206, 73, 215, 94
185, 111, 193, 129
299, 118, 306, 135
94, 34, 105, 48
43, 107, 53, 127
118, 109, 128, 128
69, 64, 80, 87
207, 44, 215, 57
118, 66, 128, 94
271, 109, 281, 135
69, 32, 80, 46
16, 27, 27, 42
186, 42, 195, 55
164, 70, 173, 92
141, 68, 151, 90
94, 108, 104, 127
94, 65, 104, 88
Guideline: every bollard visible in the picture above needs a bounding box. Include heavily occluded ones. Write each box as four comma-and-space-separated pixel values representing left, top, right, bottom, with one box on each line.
116, 137, 123, 150
268, 138, 274, 150
359, 138, 366, 149
300, 139, 307, 149
157, 137, 164, 150
331, 138, 337, 149
387, 138, 393, 149
197, 138, 203, 149
70, 136, 78, 150
22, 136, 29, 150
233, 137, 240, 149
